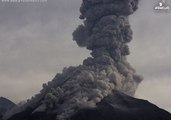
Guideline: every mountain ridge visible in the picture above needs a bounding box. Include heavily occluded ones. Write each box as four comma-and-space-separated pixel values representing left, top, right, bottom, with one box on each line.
0, 97, 16, 120
5, 91, 171, 120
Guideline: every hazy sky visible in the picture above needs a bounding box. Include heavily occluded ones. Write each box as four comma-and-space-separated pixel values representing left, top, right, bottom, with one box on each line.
0, 0, 170, 112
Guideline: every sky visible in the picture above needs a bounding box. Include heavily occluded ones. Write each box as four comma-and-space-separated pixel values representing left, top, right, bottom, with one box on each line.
0, 0, 170, 112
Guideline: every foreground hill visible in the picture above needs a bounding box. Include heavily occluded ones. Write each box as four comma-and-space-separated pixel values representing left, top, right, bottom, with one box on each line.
0, 97, 16, 120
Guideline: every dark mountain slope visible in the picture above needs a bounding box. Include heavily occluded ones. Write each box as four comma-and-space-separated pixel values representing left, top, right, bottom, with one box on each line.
7, 91, 171, 120
0, 97, 16, 120
71, 91, 171, 120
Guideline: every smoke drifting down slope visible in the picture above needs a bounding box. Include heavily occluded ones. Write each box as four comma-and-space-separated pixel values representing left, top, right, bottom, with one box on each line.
4, 0, 143, 120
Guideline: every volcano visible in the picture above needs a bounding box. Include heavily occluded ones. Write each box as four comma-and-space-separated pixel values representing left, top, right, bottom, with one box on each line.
4, 91, 171, 120
3, 0, 171, 120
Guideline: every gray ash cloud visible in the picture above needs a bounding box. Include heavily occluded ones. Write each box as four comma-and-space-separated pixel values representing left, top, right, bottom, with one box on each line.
4, 0, 143, 120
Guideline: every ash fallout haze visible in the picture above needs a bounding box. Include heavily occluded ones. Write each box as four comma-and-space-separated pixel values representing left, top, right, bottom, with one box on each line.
0, 0, 170, 117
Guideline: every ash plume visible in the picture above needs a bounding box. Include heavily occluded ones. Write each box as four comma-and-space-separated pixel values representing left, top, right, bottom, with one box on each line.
4, 0, 143, 120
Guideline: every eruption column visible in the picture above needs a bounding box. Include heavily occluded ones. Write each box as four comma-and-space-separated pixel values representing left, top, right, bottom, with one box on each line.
54, 0, 143, 118
4, 0, 143, 120
73, 0, 142, 95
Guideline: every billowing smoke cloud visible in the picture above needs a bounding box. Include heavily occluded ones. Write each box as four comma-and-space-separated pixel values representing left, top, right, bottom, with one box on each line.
4, 0, 143, 120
